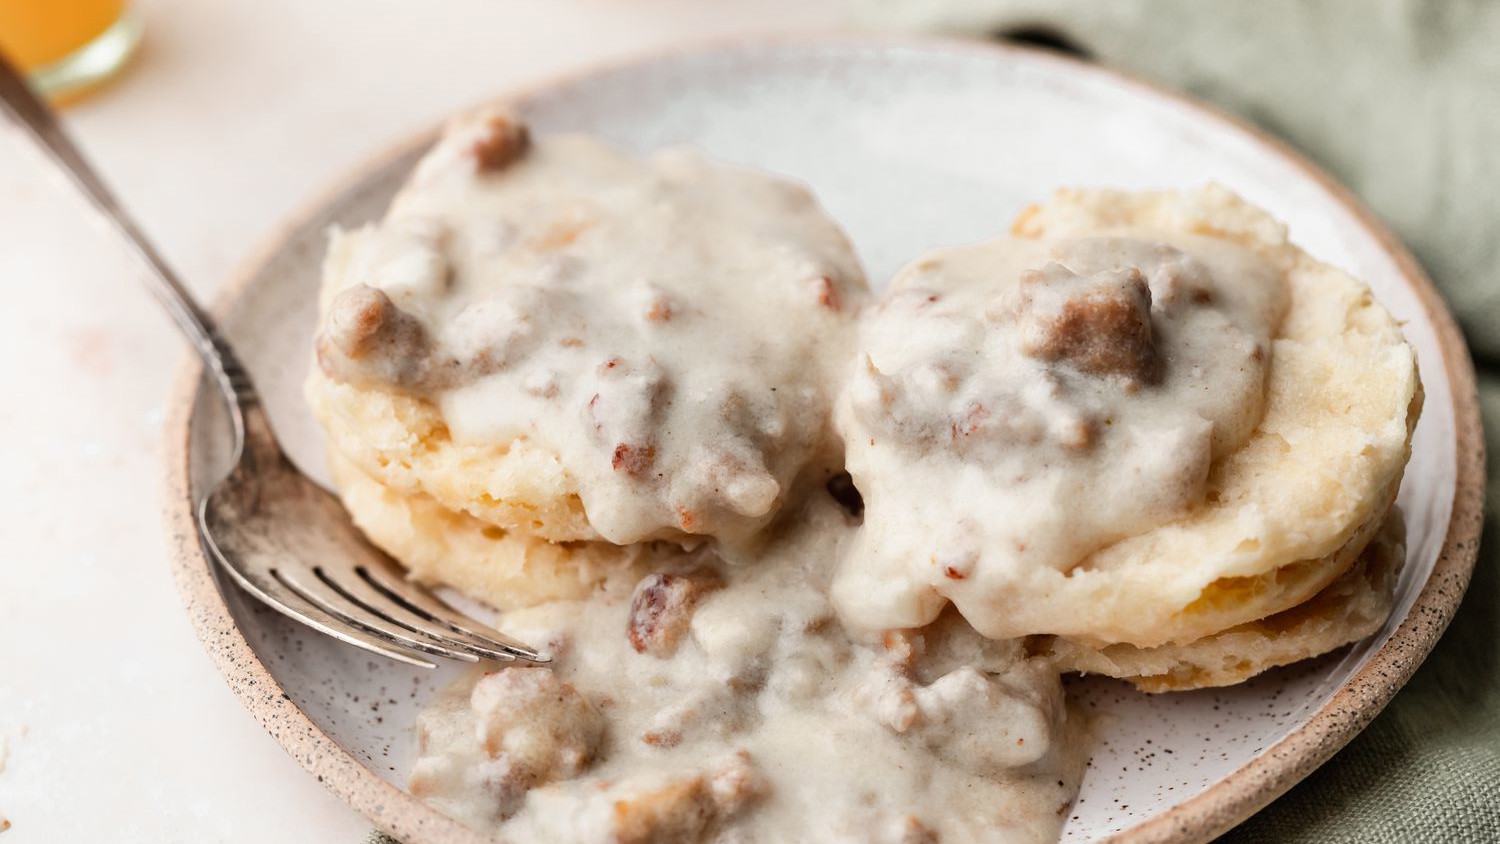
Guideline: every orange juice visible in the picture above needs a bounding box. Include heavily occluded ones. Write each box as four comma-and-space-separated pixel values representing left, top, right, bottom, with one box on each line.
0, 0, 127, 69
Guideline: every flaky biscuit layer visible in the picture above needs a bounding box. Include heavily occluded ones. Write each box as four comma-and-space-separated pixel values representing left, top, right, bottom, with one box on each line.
1049, 508, 1405, 692
326, 449, 648, 610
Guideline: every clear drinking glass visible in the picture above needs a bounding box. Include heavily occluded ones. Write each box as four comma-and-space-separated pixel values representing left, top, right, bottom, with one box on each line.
0, 0, 141, 102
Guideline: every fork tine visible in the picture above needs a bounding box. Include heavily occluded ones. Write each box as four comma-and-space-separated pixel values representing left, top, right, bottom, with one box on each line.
316, 565, 520, 663
198, 465, 545, 666
272, 564, 481, 664
207, 543, 439, 669
357, 556, 549, 662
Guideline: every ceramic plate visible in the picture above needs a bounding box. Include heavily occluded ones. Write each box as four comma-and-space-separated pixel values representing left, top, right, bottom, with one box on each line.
164, 36, 1483, 844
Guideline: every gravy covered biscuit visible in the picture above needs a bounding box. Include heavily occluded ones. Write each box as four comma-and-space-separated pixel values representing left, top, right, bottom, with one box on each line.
307, 109, 868, 559
832, 186, 1419, 648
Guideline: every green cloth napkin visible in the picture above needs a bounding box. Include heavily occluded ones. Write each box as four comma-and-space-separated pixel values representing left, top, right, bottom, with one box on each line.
371, 3, 1498, 840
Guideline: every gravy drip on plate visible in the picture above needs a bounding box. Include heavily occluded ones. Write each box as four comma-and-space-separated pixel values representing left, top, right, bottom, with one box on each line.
315, 114, 866, 546
411, 498, 1083, 844
832, 235, 1288, 637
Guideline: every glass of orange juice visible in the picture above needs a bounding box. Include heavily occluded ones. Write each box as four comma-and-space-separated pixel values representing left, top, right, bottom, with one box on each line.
0, 0, 140, 101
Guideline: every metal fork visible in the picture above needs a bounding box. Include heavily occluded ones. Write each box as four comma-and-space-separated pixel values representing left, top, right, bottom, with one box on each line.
0, 54, 545, 669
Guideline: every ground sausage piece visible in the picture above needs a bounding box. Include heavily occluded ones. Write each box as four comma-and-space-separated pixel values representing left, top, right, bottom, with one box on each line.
628, 571, 723, 657
612, 443, 658, 477
316, 284, 431, 388
881, 629, 923, 674
468, 667, 604, 817
584, 358, 672, 475
1015, 262, 1161, 383
609, 752, 768, 844
849, 631, 924, 733
638, 285, 678, 324
467, 113, 530, 171
646, 298, 676, 323
811, 275, 842, 312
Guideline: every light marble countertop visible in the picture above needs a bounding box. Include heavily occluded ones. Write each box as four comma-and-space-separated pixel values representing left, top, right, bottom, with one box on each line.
0, 1, 841, 840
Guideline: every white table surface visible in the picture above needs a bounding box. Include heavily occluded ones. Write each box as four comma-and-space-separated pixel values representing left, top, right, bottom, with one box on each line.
0, 1, 844, 840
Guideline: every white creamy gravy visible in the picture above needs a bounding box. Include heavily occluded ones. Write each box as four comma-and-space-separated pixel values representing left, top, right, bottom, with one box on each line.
832, 234, 1288, 638
315, 116, 1301, 840
316, 113, 867, 546
411, 497, 1083, 844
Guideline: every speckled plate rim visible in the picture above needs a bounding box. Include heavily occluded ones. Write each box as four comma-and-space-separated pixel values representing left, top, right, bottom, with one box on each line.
161, 33, 1485, 844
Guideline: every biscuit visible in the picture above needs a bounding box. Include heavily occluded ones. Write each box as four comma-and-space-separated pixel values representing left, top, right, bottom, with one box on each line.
1048, 508, 1405, 692
306, 112, 867, 549
832, 186, 1421, 648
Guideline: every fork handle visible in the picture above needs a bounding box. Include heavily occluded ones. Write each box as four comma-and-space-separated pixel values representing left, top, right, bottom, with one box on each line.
0, 52, 256, 443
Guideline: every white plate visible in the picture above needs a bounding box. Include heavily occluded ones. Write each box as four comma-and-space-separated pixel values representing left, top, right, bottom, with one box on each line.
164, 36, 1483, 844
